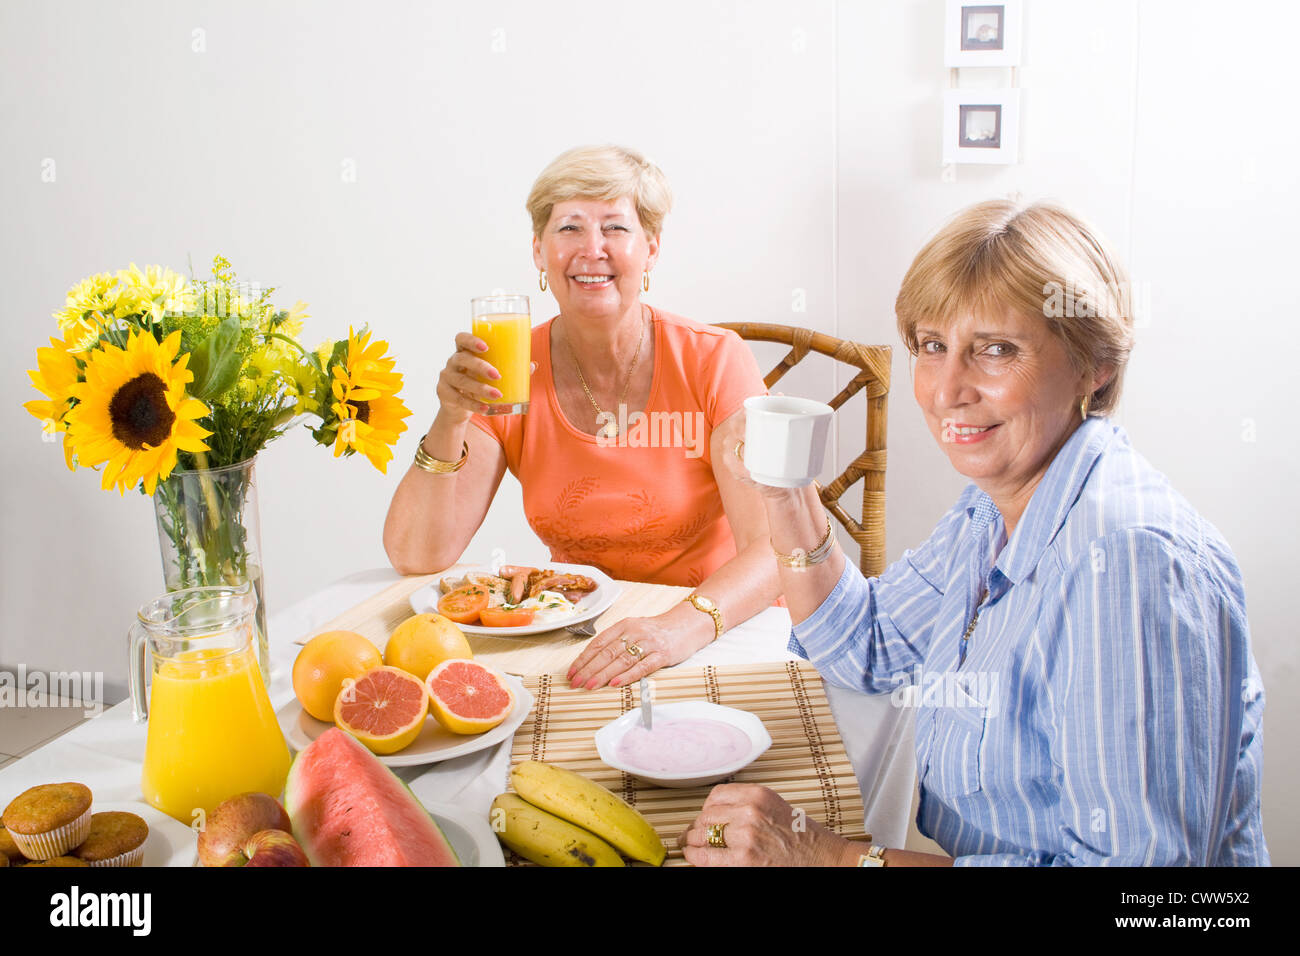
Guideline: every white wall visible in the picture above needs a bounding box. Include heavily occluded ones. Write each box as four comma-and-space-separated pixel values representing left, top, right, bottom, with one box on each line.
3, 0, 1295, 862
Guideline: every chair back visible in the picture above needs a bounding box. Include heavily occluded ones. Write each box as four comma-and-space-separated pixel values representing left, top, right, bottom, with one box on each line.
717, 323, 890, 578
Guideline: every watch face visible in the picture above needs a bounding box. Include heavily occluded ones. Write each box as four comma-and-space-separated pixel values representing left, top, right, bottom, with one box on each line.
693, 596, 715, 612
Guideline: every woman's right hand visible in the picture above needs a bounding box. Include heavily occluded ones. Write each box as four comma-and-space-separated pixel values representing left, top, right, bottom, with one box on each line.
435, 333, 503, 424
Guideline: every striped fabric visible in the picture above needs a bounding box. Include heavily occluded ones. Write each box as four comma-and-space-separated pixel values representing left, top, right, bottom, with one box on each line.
790, 417, 1269, 865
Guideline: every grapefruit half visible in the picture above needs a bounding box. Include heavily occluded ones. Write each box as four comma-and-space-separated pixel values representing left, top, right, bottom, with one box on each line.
333, 666, 428, 755
425, 659, 515, 735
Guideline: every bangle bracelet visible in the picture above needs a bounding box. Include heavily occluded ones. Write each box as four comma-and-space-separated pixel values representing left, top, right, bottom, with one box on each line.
414, 440, 468, 474
772, 515, 834, 568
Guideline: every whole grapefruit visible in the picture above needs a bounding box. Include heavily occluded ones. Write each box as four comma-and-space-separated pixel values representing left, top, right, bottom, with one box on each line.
384, 613, 472, 681
293, 631, 383, 722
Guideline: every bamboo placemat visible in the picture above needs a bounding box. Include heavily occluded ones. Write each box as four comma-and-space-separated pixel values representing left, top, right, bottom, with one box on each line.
504, 660, 869, 866
294, 566, 691, 676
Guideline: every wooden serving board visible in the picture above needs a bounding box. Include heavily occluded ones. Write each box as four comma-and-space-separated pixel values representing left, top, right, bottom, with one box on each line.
504, 661, 870, 866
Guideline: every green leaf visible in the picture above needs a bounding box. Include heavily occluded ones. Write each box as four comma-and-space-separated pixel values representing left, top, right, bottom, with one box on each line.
188, 317, 243, 401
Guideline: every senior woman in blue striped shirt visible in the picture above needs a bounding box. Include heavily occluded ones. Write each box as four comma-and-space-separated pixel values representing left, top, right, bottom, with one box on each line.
682, 200, 1269, 867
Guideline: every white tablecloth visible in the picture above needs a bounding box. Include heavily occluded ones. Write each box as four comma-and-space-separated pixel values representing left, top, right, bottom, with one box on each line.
0, 569, 918, 853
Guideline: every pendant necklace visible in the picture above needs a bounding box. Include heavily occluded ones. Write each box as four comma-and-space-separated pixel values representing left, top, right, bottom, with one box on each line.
562, 309, 647, 440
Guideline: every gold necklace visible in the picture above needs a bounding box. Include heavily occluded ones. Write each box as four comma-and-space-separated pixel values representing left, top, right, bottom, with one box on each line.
561, 309, 647, 439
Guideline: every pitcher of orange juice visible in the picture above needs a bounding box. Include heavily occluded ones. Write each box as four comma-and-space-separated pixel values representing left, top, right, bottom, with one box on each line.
129, 583, 290, 825
472, 294, 532, 414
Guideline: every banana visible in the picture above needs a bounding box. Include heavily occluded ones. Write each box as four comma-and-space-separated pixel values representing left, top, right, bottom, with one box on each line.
489, 793, 624, 867
509, 760, 667, 866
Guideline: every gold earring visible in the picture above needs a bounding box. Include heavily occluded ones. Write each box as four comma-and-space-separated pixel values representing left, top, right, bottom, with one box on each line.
1080, 394, 1090, 421
539, 271, 547, 292
642, 271, 650, 292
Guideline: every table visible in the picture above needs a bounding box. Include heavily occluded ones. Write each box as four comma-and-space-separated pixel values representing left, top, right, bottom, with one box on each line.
0, 568, 919, 856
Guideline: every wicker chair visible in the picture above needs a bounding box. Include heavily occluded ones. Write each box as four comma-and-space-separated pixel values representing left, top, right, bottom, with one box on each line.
717, 323, 891, 578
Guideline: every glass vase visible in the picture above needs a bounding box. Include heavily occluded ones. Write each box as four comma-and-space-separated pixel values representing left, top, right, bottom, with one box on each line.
152, 457, 269, 683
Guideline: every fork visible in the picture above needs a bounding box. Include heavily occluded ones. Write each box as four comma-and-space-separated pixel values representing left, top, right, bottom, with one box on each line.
565, 620, 598, 637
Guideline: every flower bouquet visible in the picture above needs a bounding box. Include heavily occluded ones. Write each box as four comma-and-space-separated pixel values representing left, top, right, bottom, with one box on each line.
24, 256, 413, 677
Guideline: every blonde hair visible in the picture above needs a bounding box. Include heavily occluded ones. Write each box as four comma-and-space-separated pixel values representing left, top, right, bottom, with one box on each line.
895, 200, 1135, 415
526, 144, 673, 238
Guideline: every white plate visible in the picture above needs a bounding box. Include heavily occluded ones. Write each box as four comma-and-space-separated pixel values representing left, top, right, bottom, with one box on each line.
421, 799, 505, 867
594, 701, 772, 788
286, 673, 534, 768
93, 801, 199, 867
408, 562, 622, 637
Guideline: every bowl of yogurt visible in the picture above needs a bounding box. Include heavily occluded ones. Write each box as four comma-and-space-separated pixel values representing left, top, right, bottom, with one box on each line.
594, 701, 772, 788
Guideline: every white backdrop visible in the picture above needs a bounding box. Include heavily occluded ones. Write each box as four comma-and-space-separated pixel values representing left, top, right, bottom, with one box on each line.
2, 0, 1295, 862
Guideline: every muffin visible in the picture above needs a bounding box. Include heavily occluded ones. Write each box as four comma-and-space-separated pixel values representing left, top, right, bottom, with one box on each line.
0, 827, 30, 865
24, 855, 90, 867
71, 811, 149, 867
2, 783, 93, 860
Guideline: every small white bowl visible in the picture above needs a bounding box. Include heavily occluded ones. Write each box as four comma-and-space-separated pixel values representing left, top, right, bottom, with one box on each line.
595, 701, 772, 788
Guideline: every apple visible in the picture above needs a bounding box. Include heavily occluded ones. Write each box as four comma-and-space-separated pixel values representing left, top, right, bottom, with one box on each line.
197, 792, 293, 868
241, 829, 310, 867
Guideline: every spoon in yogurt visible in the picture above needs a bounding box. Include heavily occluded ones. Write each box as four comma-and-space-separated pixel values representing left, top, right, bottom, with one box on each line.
639, 677, 654, 730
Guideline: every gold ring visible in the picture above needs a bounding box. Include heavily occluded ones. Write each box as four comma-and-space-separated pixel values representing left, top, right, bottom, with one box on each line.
625, 643, 644, 660
733, 440, 745, 461
706, 822, 728, 848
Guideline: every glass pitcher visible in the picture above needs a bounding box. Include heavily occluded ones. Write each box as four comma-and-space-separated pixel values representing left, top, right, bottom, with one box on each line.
129, 583, 291, 825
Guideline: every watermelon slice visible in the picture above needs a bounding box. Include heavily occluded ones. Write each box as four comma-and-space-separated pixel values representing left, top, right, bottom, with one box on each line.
285, 727, 461, 866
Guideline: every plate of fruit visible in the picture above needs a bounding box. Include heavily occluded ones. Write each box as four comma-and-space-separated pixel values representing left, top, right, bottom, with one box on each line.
407, 562, 621, 636
289, 624, 533, 767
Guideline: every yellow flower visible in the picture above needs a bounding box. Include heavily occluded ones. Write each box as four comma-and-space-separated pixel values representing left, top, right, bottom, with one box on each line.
22, 337, 81, 470
65, 330, 212, 495
328, 327, 411, 473
116, 263, 192, 323
56, 272, 119, 350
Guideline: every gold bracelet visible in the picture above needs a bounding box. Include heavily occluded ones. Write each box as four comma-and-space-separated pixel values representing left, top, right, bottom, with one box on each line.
414, 440, 468, 474
772, 515, 834, 568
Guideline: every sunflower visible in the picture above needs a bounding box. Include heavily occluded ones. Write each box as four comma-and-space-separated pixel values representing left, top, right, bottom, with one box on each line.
23, 336, 81, 470
328, 327, 411, 473
65, 329, 212, 495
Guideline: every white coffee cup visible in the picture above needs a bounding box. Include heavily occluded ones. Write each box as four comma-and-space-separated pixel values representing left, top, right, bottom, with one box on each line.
742, 395, 834, 487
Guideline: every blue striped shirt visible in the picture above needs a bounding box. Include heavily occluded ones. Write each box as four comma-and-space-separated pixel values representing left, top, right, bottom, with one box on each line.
791, 417, 1269, 865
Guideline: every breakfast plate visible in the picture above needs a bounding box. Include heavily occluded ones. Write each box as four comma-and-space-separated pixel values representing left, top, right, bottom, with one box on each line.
285, 674, 534, 768
407, 562, 621, 637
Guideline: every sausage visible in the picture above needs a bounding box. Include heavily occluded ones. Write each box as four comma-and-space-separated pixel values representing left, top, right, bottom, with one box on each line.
498, 565, 539, 579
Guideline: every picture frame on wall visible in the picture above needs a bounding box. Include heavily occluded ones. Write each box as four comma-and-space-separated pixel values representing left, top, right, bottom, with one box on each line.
942, 89, 1020, 164
944, 0, 1023, 67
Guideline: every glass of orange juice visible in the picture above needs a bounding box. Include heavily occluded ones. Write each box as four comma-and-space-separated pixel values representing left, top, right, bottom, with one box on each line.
129, 582, 290, 824
472, 294, 531, 415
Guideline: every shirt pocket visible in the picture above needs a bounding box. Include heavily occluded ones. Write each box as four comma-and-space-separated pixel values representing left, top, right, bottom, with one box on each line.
924, 682, 991, 799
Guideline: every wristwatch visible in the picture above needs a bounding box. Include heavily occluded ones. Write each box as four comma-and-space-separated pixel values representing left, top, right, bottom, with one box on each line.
856, 844, 888, 867
683, 594, 724, 642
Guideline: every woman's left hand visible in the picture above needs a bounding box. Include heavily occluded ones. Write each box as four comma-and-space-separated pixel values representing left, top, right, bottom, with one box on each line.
679, 784, 854, 867
566, 608, 708, 689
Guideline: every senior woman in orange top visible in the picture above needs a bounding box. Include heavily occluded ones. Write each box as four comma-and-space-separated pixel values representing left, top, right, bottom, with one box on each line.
384, 145, 779, 688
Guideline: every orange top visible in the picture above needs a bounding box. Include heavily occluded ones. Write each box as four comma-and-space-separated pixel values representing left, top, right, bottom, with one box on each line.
471, 308, 766, 587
